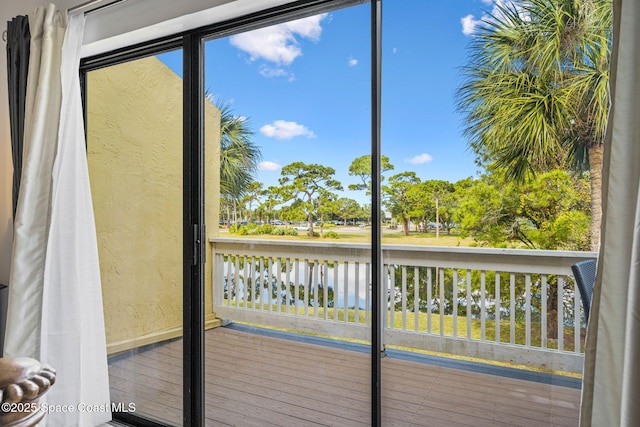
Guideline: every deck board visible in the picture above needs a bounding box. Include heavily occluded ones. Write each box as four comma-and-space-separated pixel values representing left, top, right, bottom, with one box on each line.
109, 327, 580, 426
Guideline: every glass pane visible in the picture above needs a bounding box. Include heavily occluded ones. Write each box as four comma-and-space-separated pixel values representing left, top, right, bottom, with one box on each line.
201, 4, 372, 425
87, 51, 184, 425
381, 1, 583, 426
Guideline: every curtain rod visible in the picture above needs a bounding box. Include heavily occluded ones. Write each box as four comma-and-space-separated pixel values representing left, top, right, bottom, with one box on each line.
3, 0, 128, 42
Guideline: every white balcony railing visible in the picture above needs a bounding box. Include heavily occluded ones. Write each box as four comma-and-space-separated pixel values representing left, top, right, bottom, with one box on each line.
210, 238, 596, 374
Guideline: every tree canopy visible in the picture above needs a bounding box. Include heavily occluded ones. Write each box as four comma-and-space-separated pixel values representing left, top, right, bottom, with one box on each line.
348, 154, 394, 194
455, 169, 591, 250
383, 172, 421, 236
456, 0, 611, 250
279, 162, 343, 236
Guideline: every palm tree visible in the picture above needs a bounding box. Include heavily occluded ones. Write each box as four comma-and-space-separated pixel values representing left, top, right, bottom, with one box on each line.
457, 0, 611, 251
216, 102, 262, 224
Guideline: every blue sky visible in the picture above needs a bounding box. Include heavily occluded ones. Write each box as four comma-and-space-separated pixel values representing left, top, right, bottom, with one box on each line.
160, 0, 504, 204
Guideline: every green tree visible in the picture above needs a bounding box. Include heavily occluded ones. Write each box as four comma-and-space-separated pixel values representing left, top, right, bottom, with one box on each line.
279, 200, 307, 224
456, 169, 590, 250
348, 154, 394, 193
315, 190, 338, 237
457, 0, 611, 250
383, 172, 421, 236
438, 178, 475, 235
258, 185, 285, 224
335, 198, 361, 226
455, 175, 519, 247
279, 162, 343, 237
518, 170, 591, 250
407, 180, 455, 235
241, 181, 263, 222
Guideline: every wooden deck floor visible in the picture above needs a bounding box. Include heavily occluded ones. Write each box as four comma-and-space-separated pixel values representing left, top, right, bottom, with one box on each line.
108, 327, 581, 426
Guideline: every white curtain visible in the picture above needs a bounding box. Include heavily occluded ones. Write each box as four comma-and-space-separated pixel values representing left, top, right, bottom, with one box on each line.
5, 4, 66, 362
42, 11, 111, 427
580, 0, 640, 425
5, 6, 111, 427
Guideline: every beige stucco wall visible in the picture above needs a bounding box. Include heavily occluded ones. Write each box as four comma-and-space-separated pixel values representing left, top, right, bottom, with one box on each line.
87, 56, 220, 354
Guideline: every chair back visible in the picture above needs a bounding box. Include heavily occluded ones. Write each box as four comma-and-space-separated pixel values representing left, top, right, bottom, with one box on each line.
571, 259, 597, 321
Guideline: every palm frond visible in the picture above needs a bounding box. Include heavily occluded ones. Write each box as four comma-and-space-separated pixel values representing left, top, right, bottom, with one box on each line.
216, 102, 262, 198
456, 0, 611, 181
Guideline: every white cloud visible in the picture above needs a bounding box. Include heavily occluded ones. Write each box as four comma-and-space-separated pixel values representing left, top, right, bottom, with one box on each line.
260, 120, 316, 140
230, 14, 328, 66
392, 47, 397, 54
406, 153, 433, 165
284, 14, 325, 41
462, 1, 523, 36
258, 161, 281, 171
348, 57, 358, 67
259, 66, 289, 78
461, 14, 481, 36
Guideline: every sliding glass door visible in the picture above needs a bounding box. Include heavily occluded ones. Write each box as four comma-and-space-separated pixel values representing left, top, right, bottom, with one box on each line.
379, 2, 585, 426
202, 2, 373, 425
81, 2, 591, 425
86, 48, 186, 425
83, 2, 375, 425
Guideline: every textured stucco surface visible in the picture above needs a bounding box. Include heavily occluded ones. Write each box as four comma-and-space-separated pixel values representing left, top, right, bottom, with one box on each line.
87, 56, 220, 351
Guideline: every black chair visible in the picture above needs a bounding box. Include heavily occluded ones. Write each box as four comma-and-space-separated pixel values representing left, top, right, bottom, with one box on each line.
571, 259, 597, 321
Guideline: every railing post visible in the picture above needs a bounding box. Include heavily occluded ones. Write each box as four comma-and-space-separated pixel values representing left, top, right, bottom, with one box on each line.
542, 274, 548, 349
495, 272, 501, 344
558, 276, 564, 351
452, 269, 458, 338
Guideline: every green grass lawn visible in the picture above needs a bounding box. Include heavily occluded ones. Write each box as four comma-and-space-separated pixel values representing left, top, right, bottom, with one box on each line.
219, 226, 476, 247
381, 231, 473, 246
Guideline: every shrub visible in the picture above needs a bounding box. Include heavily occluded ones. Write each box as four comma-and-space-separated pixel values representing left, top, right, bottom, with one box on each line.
230, 223, 298, 236
323, 231, 339, 239
270, 227, 285, 236
255, 224, 275, 234
282, 228, 298, 236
